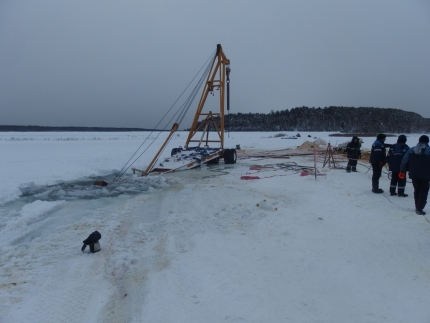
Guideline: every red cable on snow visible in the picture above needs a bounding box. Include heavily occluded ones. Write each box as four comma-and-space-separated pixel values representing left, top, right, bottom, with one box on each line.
241, 175, 260, 180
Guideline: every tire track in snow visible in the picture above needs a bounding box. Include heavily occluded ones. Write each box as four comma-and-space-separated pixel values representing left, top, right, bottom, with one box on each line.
0, 197, 124, 323
140, 176, 282, 322
3, 252, 108, 323
97, 192, 170, 323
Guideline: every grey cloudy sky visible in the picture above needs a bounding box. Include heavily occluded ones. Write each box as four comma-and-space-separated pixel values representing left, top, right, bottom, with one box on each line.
1, 0, 429, 129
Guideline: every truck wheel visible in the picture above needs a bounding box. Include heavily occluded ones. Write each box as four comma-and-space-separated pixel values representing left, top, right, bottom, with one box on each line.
229, 149, 237, 164
223, 149, 231, 164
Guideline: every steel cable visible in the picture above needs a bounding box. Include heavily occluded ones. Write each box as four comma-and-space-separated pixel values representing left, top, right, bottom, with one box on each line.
110, 50, 216, 183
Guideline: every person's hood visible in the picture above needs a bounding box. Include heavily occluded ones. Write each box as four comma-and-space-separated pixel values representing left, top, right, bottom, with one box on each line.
351, 136, 359, 142
413, 143, 427, 155
397, 135, 407, 144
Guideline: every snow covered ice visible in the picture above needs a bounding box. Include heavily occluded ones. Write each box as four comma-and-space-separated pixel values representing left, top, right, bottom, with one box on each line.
1, 131, 430, 322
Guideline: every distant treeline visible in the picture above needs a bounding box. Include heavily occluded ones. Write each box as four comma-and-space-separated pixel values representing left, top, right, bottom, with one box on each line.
221, 106, 430, 133
0, 125, 155, 132
3, 107, 430, 133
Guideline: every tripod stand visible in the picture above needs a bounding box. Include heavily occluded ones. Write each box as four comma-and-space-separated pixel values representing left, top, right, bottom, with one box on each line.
322, 143, 337, 168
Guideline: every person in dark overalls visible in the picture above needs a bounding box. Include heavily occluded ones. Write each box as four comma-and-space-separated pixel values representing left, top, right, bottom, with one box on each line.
345, 136, 361, 172
369, 133, 387, 193
387, 135, 409, 196
400, 135, 430, 215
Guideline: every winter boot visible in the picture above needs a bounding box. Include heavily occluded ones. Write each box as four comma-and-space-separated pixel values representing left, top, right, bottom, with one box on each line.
398, 189, 408, 197
372, 180, 383, 193
389, 183, 397, 196
346, 166, 351, 173
416, 199, 427, 215
352, 167, 357, 172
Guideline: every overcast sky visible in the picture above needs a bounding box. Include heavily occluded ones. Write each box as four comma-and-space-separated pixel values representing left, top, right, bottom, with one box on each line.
1, 0, 429, 129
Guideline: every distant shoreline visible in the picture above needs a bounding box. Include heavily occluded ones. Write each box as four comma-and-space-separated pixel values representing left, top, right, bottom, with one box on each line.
0, 125, 166, 132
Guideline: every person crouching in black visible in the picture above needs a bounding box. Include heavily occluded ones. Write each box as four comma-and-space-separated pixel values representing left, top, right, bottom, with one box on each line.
345, 136, 361, 173
369, 133, 387, 193
82, 231, 102, 253
387, 135, 409, 197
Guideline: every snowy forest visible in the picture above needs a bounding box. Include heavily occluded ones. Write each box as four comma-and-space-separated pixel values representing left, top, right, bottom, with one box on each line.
223, 106, 430, 133
2, 107, 430, 133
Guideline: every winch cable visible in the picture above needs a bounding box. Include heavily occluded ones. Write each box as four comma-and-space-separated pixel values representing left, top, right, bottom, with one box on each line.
128, 54, 214, 173
356, 162, 412, 184
110, 50, 216, 183
358, 162, 372, 173
111, 52, 214, 184
387, 170, 412, 183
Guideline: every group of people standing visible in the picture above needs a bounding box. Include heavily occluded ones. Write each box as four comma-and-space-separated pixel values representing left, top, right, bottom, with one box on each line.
345, 133, 430, 216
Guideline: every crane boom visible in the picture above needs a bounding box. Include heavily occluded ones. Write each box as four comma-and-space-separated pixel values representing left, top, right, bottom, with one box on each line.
142, 44, 234, 176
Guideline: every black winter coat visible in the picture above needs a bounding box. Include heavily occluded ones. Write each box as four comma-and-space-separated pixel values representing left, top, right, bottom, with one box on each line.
387, 143, 409, 172
369, 140, 387, 165
401, 143, 430, 180
346, 137, 361, 160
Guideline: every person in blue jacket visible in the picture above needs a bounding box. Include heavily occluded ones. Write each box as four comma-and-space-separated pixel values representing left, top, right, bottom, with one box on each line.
387, 135, 409, 196
400, 135, 430, 215
369, 133, 387, 193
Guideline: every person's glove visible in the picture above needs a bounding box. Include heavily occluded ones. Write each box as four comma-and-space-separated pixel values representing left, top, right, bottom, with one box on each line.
81, 243, 87, 252
398, 172, 405, 180
378, 161, 384, 167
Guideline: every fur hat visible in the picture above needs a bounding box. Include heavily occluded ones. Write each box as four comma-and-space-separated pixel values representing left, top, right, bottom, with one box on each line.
377, 133, 386, 140
419, 135, 429, 143
397, 135, 407, 144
